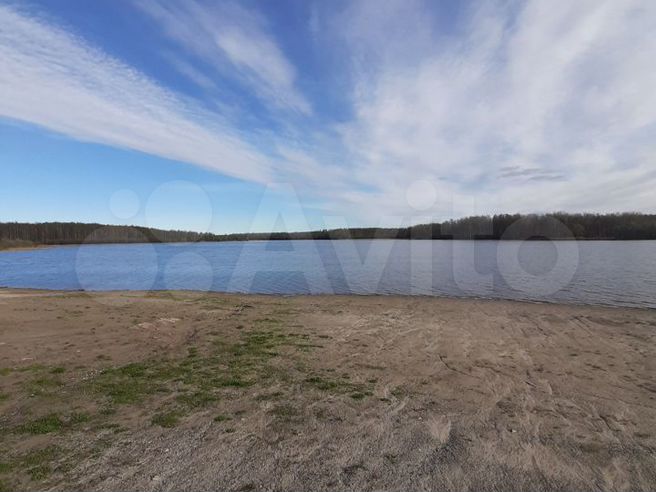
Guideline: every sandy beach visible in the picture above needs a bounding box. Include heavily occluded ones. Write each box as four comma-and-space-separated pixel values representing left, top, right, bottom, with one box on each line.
0, 241, 51, 253
0, 289, 654, 491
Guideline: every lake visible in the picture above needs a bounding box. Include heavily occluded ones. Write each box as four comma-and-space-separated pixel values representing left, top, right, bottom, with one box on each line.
0, 240, 654, 308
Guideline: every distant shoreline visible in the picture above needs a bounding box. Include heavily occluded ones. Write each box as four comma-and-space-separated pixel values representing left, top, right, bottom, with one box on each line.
1, 237, 655, 252
0, 241, 55, 253
2, 212, 656, 244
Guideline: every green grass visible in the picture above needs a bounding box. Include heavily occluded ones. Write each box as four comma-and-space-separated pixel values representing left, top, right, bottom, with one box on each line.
90, 362, 164, 404
0, 311, 348, 492
28, 465, 50, 481
99, 406, 117, 416
390, 387, 406, 399
18, 364, 46, 373
20, 446, 60, 480
304, 374, 374, 400
92, 377, 153, 404
25, 375, 64, 395
12, 365, 68, 395
0, 393, 9, 402
19, 414, 63, 435
15, 411, 93, 436
69, 412, 90, 425
196, 297, 229, 310
151, 411, 182, 428
224, 331, 284, 358
304, 376, 341, 391
304, 375, 357, 392
115, 362, 149, 377
117, 327, 319, 427
0, 446, 62, 486
89, 327, 308, 407
176, 391, 218, 408
2, 319, 324, 488
254, 391, 284, 401
269, 403, 300, 422
212, 377, 252, 388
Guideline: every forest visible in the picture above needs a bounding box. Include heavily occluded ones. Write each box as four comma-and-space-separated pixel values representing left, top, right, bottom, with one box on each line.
1, 213, 655, 247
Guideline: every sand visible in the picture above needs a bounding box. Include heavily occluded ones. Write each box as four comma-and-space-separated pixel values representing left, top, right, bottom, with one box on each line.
0, 241, 51, 252
0, 289, 655, 491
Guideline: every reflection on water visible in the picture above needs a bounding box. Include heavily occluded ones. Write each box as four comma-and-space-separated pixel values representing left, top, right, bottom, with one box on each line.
0, 240, 654, 308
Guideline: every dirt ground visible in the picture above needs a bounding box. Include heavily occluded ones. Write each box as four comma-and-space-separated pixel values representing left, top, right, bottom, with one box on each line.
0, 289, 655, 491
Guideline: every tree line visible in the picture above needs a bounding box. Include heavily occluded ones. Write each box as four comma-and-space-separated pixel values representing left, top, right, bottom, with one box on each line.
1, 213, 655, 246
0, 222, 215, 245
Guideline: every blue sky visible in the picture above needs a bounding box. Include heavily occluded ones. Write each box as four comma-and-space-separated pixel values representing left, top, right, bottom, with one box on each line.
1, 0, 655, 233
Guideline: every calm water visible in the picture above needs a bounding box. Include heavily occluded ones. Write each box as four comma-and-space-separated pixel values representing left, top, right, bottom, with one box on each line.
0, 240, 654, 308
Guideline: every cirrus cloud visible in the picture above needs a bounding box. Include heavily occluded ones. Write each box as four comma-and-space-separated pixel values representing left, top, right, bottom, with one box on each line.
0, 3, 273, 183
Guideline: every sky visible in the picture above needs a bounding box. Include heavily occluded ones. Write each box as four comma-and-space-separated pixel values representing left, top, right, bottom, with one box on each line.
1, 0, 655, 234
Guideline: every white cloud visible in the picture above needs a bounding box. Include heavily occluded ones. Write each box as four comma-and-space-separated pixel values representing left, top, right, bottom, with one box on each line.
136, 0, 311, 115
163, 53, 216, 91
0, 4, 272, 183
326, 0, 656, 221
